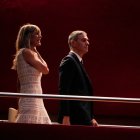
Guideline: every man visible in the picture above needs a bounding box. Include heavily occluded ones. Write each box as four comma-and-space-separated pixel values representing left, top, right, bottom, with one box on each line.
58, 30, 98, 126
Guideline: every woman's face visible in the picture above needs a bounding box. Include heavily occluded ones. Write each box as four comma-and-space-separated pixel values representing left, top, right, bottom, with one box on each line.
30, 29, 42, 47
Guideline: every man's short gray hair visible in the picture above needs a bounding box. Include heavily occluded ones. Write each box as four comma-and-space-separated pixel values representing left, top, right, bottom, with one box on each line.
68, 30, 87, 47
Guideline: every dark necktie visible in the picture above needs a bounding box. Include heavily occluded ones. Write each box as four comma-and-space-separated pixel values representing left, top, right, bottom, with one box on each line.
81, 60, 83, 65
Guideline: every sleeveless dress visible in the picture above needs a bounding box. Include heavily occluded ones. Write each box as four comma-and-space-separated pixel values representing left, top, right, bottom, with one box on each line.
15, 48, 51, 124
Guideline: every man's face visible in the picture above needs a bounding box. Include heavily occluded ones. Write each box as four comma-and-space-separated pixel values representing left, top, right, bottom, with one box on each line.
74, 33, 89, 55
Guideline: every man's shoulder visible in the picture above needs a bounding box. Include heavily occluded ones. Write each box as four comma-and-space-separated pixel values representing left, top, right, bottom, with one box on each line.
61, 55, 73, 64
63, 53, 78, 63
59, 54, 76, 67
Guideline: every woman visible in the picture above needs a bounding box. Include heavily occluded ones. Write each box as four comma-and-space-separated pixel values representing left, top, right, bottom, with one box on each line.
11, 23, 51, 124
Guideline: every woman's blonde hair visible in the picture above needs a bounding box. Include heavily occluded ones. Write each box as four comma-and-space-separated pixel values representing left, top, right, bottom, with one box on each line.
11, 23, 40, 69
16, 23, 40, 51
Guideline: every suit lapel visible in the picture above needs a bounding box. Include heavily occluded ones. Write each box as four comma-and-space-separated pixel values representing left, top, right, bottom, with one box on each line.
68, 52, 93, 93
69, 52, 90, 81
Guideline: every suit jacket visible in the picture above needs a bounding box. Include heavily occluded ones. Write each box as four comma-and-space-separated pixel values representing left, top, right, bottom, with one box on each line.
58, 52, 94, 125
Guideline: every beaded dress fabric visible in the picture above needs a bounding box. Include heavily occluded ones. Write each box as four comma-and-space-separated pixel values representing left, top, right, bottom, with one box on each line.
15, 48, 51, 124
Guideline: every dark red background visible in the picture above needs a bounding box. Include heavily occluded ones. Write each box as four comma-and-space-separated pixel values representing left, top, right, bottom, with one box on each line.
0, 0, 140, 120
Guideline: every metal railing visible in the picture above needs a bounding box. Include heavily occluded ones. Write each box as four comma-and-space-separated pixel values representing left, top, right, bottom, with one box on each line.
0, 92, 140, 103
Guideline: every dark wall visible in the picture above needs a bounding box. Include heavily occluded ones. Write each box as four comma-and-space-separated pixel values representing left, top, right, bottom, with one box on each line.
0, 0, 140, 118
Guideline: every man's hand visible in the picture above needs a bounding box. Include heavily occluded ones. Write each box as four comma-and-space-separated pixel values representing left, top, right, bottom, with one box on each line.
62, 116, 70, 125
91, 119, 99, 127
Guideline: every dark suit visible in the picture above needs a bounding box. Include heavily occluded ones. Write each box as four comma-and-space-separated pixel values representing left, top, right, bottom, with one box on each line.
58, 52, 94, 125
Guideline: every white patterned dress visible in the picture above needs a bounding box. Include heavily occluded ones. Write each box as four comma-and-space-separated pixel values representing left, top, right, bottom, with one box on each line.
15, 48, 51, 124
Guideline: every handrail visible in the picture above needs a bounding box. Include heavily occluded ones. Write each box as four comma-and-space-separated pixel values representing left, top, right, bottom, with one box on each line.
0, 92, 140, 103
